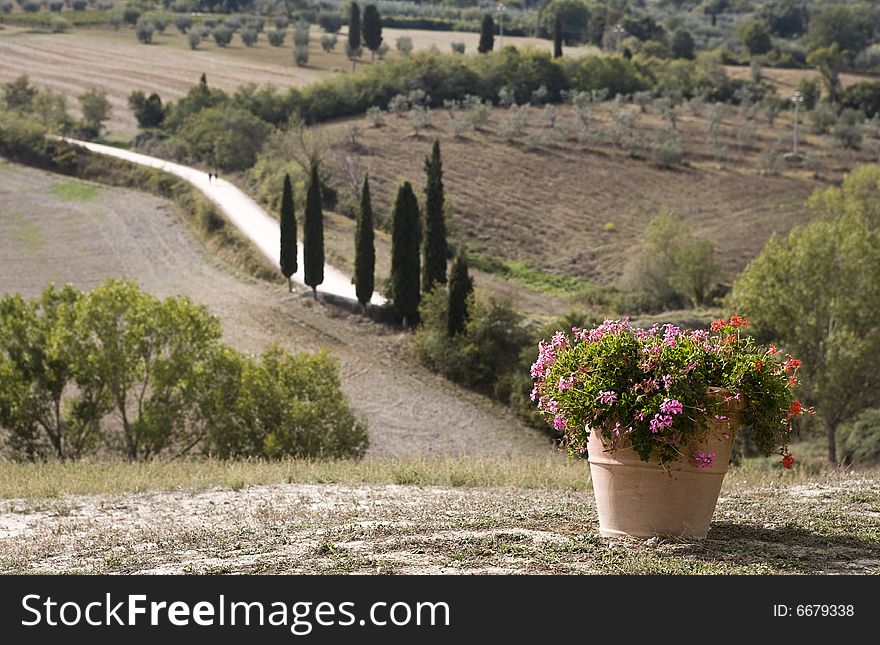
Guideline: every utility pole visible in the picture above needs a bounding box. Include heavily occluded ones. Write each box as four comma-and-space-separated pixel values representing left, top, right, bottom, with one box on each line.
790, 91, 804, 156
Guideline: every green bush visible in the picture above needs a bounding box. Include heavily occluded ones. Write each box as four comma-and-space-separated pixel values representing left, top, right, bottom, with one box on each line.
267, 29, 285, 46
0, 282, 368, 461
175, 105, 271, 171
839, 408, 880, 465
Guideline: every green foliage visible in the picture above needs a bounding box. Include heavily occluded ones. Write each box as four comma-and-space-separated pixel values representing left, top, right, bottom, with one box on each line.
807, 44, 845, 103
468, 253, 594, 297
422, 139, 447, 292
532, 318, 801, 466
204, 347, 368, 460
807, 5, 871, 56
839, 408, 880, 465
478, 13, 493, 54
362, 4, 382, 58
796, 77, 820, 110
77, 87, 112, 139
0, 286, 107, 461
268, 29, 286, 46
279, 173, 297, 288
128, 90, 164, 129
241, 28, 258, 47
303, 163, 324, 295
0, 283, 367, 462
165, 74, 228, 131
623, 211, 719, 310
553, 14, 562, 59
294, 43, 309, 66
212, 26, 233, 47
354, 175, 375, 308
842, 81, 880, 119
174, 13, 192, 33
540, 0, 590, 45
732, 166, 880, 463
414, 290, 528, 398
175, 105, 271, 171
808, 102, 837, 134
135, 17, 154, 44
320, 33, 336, 52
187, 31, 200, 49
760, 0, 807, 38
390, 181, 421, 325
670, 29, 695, 61
736, 19, 772, 57
348, 1, 361, 51
447, 253, 473, 337
2, 75, 37, 115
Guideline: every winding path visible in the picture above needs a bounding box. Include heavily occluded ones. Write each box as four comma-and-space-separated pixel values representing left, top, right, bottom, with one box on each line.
63, 138, 384, 305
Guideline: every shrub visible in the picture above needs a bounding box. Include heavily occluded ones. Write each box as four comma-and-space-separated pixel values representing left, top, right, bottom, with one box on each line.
50, 18, 70, 33
366, 105, 383, 127
320, 34, 337, 52
175, 105, 271, 171
212, 26, 233, 48
267, 30, 285, 46
833, 110, 863, 149
48, 0, 64, 12
294, 43, 309, 66
122, 7, 140, 25
135, 18, 154, 44
377, 42, 389, 59
71, 0, 87, 10
396, 36, 413, 56
451, 42, 465, 54
0, 2, 12, 13
652, 134, 683, 168
808, 103, 837, 134
174, 13, 192, 33
153, 16, 166, 33
21, 0, 40, 12
839, 409, 880, 465
241, 28, 257, 47
224, 15, 242, 32
274, 16, 289, 31
187, 30, 200, 49
319, 14, 342, 33
108, 13, 121, 30
292, 20, 309, 47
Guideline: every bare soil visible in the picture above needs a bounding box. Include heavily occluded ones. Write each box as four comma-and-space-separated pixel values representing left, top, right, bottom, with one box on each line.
0, 160, 549, 458
318, 101, 878, 295
1, 474, 877, 574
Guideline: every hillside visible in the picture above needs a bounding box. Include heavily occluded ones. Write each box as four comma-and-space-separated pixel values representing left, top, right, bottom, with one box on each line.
0, 159, 550, 457
315, 100, 876, 313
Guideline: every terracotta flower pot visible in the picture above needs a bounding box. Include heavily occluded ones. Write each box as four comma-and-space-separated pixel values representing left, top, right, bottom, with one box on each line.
587, 391, 743, 540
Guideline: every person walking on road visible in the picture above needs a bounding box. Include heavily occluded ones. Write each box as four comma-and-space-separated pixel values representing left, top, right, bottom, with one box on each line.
207, 171, 212, 184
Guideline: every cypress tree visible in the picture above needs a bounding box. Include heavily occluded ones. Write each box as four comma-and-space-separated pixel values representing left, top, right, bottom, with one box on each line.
303, 163, 324, 299
348, 1, 361, 52
279, 173, 297, 292
390, 182, 421, 328
478, 14, 494, 54
422, 139, 447, 292
553, 14, 563, 59
362, 4, 382, 62
447, 252, 473, 337
354, 174, 375, 311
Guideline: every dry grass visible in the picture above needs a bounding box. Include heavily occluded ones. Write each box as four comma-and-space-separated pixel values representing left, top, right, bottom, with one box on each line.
724, 65, 877, 94
0, 456, 876, 574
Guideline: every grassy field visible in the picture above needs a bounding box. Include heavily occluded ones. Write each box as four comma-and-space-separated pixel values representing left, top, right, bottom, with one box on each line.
0, 456, 876, 574
0, 160, 549, 458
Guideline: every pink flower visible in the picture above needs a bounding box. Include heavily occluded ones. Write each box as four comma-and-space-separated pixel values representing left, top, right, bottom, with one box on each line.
662, 324, 681, 346
693, 451, 715, 469
659, 399, 683, 415
558, 376, 574, 391
541, 398, 559, 413
662, 374, 673, 390
553, 415, 567, 431
598, 390, 617, 405
650, 413, 674, 433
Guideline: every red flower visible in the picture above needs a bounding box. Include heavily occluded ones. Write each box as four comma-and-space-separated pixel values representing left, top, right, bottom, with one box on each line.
788, 375, 799, 387
768, 343, 779, 355
725, 334, 737, 343
789, 401, 801, 416
755, 360, 763, 372
729, 315, 749, 328
710, 319, 727, 332
783, 354, 802, 373
781, 454, 795, 470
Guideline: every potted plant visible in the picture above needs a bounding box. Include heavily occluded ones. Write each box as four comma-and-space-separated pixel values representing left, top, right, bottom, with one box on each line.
531, 316, 810, 539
